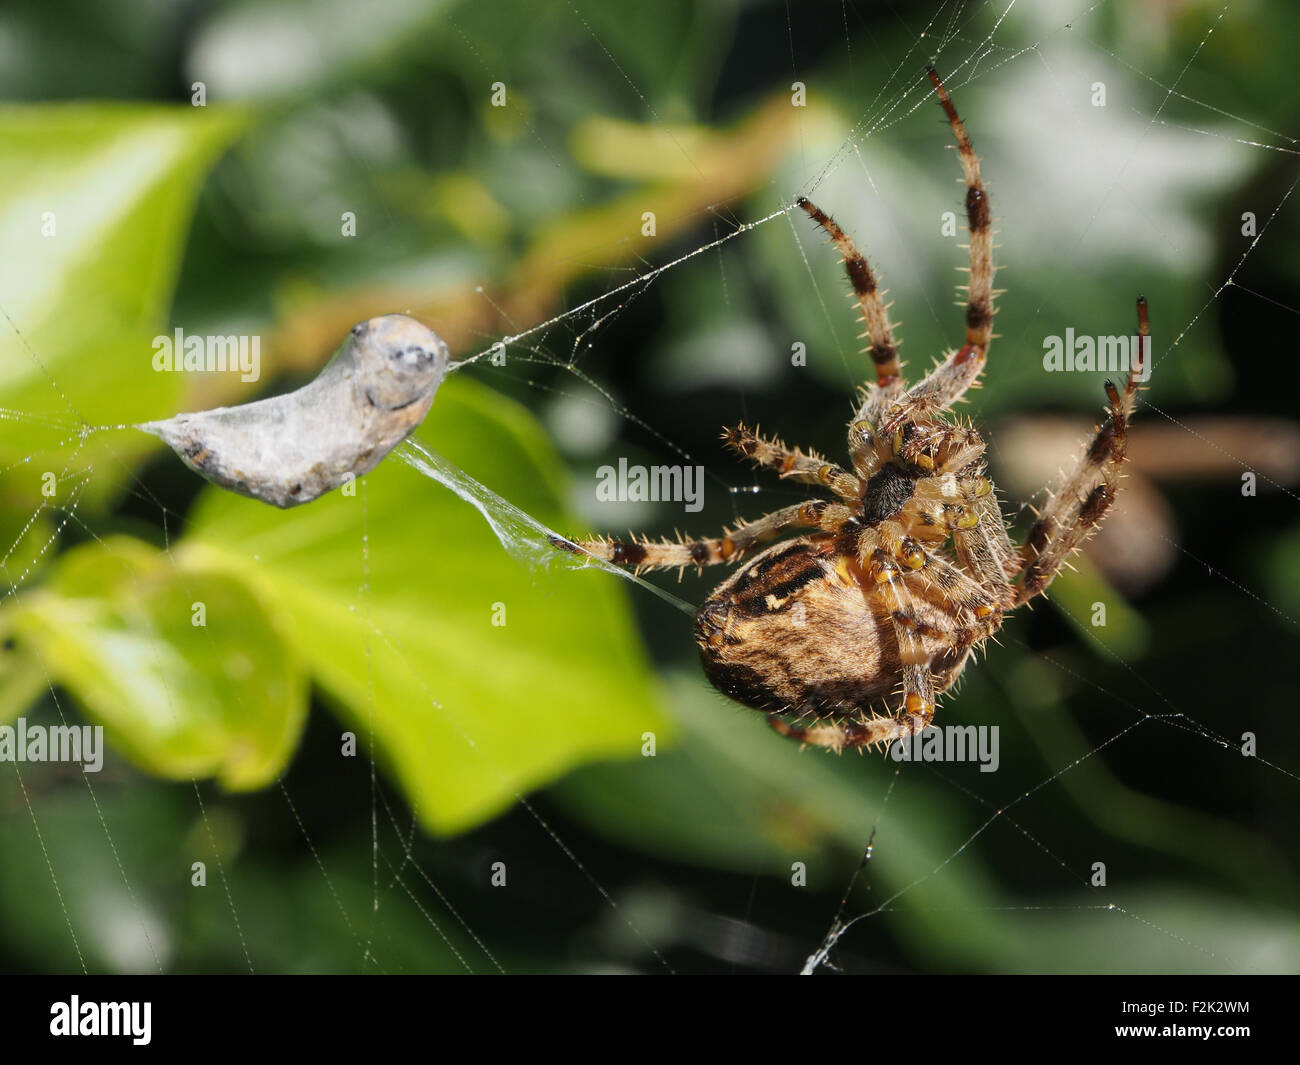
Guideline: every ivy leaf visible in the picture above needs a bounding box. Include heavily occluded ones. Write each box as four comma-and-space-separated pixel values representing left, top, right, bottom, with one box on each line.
0, 103, 247, 508
9, 538, 306, 789
175, 373, 672, 833
0, 99, 668, 834
4, 373, 670, 831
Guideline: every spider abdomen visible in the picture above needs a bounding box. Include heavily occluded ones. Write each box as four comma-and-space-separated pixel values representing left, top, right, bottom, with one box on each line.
694, 538, 903, 717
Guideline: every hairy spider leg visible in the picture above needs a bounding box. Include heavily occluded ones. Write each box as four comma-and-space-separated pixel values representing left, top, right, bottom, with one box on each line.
928, 66, 996, 363
764, 522, 1003, 754
795, 197, 905, 402
722, 423, 863, 500
881, 518, 1000, 621
878, 348, 988, 440
561, 499, 853, 575
765, 548, 940, 753
1013, 297, 1149, 605
870, 69, 996, 445
952, 490, 1021, 600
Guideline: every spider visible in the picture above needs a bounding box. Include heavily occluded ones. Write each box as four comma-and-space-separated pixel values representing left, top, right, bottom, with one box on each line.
558, 67, 1146, 752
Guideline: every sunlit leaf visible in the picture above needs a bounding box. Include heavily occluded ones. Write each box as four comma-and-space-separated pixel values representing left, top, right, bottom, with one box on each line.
0, 103, 247, 507
179, 373, 672, 833
8, 536, 306, 789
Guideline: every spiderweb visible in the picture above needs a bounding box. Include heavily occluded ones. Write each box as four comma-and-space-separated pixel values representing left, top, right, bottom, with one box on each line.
3, 0, 1299, 976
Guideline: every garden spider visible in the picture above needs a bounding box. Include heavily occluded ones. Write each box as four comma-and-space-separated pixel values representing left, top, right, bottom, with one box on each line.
559, 67, 1146, 752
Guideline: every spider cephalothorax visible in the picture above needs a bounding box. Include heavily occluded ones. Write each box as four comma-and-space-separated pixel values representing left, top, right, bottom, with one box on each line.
561, 68, 1145, 752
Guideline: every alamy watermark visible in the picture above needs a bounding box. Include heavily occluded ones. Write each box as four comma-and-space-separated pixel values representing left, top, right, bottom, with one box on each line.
595, 457, 705, 513
50, 997, 150, 1045
1042, 328, 1150, 381
891, 724, 999, 772
0, 717, 104, 772
152, 328, 261, 382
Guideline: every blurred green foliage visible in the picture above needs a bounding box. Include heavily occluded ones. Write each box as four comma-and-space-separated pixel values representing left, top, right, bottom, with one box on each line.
0, 102, 669, 832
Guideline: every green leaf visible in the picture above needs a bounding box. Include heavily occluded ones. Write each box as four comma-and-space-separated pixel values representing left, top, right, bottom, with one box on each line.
178, 372, 672, 834
0, 103, 247, 508
9, 536, 306, 790
1, 372, 670, 831
0, 98, 667, 835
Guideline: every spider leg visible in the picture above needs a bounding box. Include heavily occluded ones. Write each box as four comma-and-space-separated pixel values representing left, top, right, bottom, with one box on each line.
839, 520, 993, 640
932, 425, 987, 478
901, 456, 1011, 584
767, 536, 996, 753
952, 492, 1020, 603
928, 66, 995, 365
795, 197, 907, 416
558, 499, 852, 574
722, 423, 863, 501
883, 522, 1002, 622
767, 690, 933, 752
1012, 298, 1148, 606
845, 416, 891, 481
877, 345, 987, 439
893, 435, 1018, 600
766, 537, 938, 752
766, 565, 937, 755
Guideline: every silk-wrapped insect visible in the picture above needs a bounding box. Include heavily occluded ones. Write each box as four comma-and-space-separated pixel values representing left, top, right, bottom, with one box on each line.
139, 314, 449, 508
